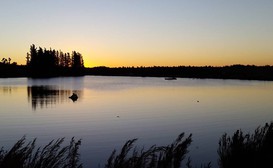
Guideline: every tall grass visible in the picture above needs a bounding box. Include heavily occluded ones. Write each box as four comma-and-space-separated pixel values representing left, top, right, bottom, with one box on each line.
105, 133, 211, 168
218, 122, 273, 168
2, 122, 273, 168
0, 136, 82, 168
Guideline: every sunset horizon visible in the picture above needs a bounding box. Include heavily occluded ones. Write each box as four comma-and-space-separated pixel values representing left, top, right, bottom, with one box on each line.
4, 43, 273, 68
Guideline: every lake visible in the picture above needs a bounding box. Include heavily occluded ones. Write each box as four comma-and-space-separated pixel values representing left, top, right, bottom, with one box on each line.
1, 76, 273, 167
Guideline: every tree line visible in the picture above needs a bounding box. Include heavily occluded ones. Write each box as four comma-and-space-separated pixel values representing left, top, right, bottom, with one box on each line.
27, 44, 84, 77
86, 65, 273, 81
1, 57, 17, 65
0, 57, 25, 78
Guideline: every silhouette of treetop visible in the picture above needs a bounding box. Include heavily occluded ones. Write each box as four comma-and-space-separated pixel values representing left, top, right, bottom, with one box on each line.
27, 44, 84, 77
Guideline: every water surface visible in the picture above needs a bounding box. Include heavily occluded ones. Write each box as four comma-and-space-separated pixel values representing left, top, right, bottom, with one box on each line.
1, 76, 273, 167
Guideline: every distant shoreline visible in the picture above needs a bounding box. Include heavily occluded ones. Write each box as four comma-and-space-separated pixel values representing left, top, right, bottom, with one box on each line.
85, 65, 273, 81
1, 64, 273, 81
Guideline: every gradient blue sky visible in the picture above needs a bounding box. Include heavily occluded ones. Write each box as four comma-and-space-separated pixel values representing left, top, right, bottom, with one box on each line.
0, 0, 273, 67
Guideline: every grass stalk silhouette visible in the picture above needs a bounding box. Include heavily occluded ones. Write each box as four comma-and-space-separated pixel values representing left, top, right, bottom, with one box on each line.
0, 136, 82, 168
105, 133, 211, 168
2, 122, 273, 168
218, 122, 273, 168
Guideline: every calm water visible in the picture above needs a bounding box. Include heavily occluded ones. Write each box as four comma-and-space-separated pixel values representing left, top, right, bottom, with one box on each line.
1, 76, 273, 167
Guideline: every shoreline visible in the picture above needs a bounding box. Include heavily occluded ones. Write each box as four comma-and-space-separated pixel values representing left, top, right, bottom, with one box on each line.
1, 65, 273, 81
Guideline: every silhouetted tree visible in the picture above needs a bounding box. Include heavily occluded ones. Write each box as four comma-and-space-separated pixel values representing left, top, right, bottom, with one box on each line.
59, 51, 65, 67
27, 44, 85, 77
64, 53, 71, 68
72, 51, 84, 68
1, 58, 7, 64
26, 52, 30, 65
1, 57, 16, 65
29, 44, 38, 69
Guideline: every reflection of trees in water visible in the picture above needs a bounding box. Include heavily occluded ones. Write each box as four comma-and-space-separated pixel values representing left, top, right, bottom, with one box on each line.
27, 86, 82, 110
0, 87, 13, 94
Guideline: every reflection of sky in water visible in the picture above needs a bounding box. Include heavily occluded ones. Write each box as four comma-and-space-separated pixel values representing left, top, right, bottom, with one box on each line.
1, 77, 273, 167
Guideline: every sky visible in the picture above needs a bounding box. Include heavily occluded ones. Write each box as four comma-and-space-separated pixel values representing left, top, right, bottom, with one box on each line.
0, 0, 273, 67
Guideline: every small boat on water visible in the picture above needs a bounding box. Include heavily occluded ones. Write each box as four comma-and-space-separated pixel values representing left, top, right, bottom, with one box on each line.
69, 93, 78, 102
165, 77, 177, 80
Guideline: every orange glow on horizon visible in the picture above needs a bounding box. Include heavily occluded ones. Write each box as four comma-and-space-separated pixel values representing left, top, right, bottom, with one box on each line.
9, 43, 273, 68
14, 52, 273, 68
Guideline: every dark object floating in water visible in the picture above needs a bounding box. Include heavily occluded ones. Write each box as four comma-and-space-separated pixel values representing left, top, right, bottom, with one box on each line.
165, 77, 177, 80
69, 93, 78, 102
